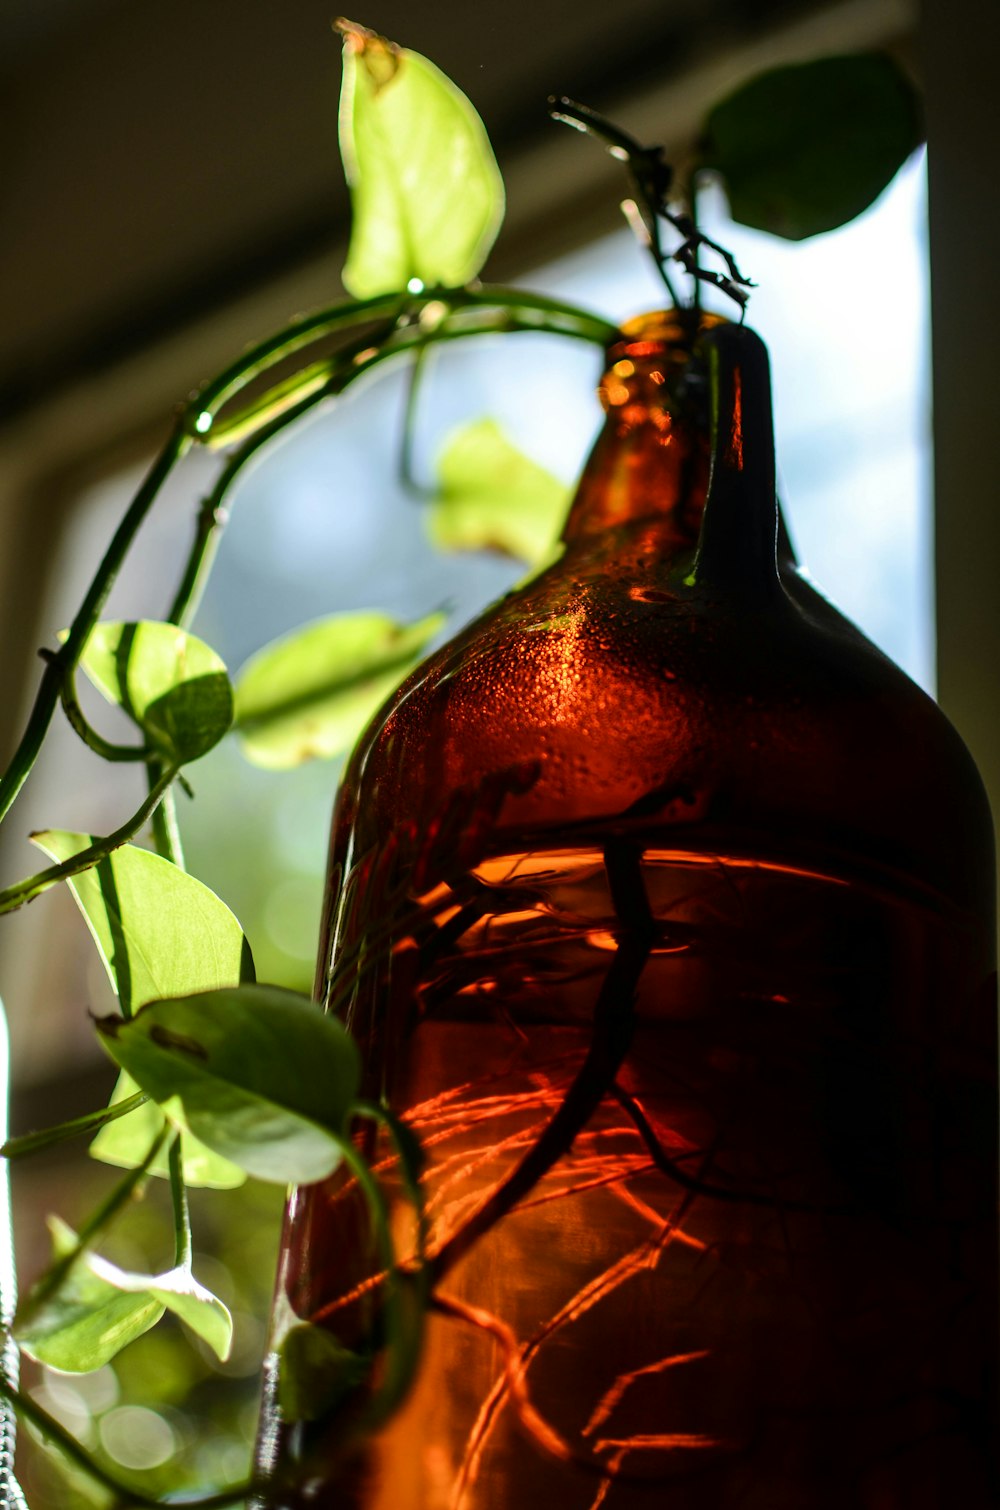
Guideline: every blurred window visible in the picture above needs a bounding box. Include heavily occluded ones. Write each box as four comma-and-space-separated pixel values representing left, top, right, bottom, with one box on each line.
4, 153, 930, 1025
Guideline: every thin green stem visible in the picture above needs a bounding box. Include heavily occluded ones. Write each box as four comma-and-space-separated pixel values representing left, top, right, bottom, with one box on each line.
189, 292, 409, 435
205, 286, 617, 450
166, 493, 228, 629
0, 422, 191, 829
1, 1094, 147, 1162
0, 298, 409, 832
399, 346, 431, 497
0, 285, 613, 838
0, 767, 176, 918
202, 298, 617, 540
58, 665, 150, 763
17, 1124, 170, 1325
168, 1136, 192, 1271
147, 760, 184, 869
0, 1377, 267, 1509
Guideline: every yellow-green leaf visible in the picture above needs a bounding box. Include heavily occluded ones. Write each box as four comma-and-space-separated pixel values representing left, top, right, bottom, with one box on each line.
429, 418, 569, 564
234, 611, 444, 770
85, 1252, 233, 1362
17, 1218, 164, 1372
31, 835, 254, 1016
96, 986, 362, 1185
339, 21, 504, 295
31, 835, 252, 1188
76, 620, 233, 765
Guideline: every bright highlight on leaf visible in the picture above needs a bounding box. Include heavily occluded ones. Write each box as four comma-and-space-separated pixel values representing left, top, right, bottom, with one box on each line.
234, 610, 445, 770
85, 1254, 233, 1362
699, 53, 923, 240
17, 1218, 232, 1369
96, 985, 362, 1184
76, 620, 234, 766
429, 418, 570, 565
17, 1218, 165, 1372
338, 19, 504, 296
32, 833, 252, 1188
31, 835, 253, 1017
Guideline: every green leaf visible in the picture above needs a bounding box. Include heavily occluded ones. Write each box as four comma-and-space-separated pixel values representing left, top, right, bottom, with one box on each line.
699, 53, 923, 240
18, 1218, 164, 1371
278, 1322, 370, 1423
90, 1072, 246, 1189
338, 21, 504, 295
85, 1252, 233, 1362
76, 620, 234, 765
233, 611, 444, 770
429, 419, 569, 564
18, 1219, 233, 1368
95, 985, 362, 1184
31, 835, 254, 1016
31, 833, 252, 1187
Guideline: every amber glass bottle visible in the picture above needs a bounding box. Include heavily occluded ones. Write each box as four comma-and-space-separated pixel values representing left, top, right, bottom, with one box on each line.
257, 313, 998, 1508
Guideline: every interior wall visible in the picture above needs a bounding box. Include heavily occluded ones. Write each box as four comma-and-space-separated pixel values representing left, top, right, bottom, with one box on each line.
923, 0, 1000, 844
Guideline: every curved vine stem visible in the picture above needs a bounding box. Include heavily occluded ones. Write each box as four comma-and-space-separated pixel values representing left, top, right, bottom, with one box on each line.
58, 664, 150, 764
16, 1124, 170, 1328
0, 767, 176, 918
0, 424, 191, 828
1, 1093, 147, 1162
0, 284, 614, 843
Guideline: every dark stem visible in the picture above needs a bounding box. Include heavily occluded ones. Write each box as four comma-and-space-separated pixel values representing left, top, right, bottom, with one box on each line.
166, 494, 228, 629
0, 423, 191, 827
169, 1135, 193, 1270
58, 664, 150, 763
0, 767, 176, 918
1, 1093, 147, 1161
147, 760, 184, 869
430, 840, 654, 1282
17, 1123, 170, 1325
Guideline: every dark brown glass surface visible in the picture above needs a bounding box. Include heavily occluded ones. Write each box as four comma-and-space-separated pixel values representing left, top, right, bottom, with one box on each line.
256, 313, 999, 1507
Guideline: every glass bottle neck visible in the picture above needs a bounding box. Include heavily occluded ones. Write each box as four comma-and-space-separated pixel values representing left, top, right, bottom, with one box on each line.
561, 310, 725, 547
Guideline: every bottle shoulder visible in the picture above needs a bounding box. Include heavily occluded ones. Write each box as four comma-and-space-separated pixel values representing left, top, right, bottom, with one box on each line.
341, 530, 993, 915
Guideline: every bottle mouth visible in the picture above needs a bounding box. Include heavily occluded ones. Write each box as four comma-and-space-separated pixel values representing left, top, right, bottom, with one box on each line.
599, 310, 728, 416
611, 308, 728, 359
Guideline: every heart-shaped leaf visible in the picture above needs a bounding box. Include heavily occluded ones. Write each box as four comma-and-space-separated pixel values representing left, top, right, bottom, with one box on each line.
17, 1218, 164, 1372
32, 833, 252, 1188
338, 20, 504, 296
429, 418, 569, 564
31, 835, 254, 1016
699, 53, 923, 240
86, 1252, 232, 1361
96, 986, 361, 1185
233, 611, 444, 770
90, 1073, 246, 1189
77, 620, 234, 765
278, 1322, 370, 1423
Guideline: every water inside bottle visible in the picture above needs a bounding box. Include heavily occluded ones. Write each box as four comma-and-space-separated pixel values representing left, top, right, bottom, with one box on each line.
266, 840, 997, 1509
